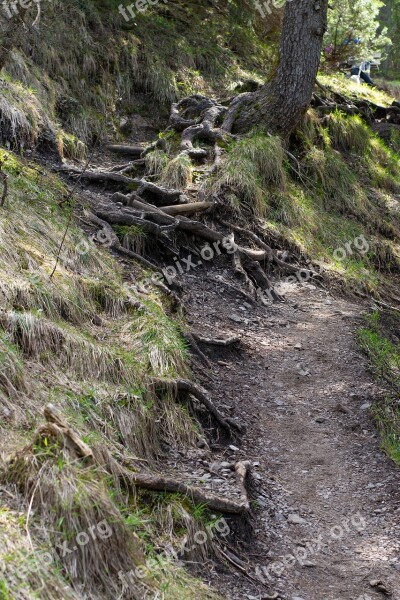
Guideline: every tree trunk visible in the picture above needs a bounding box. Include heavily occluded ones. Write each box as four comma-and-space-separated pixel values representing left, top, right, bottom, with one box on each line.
229, 0, 329, 138
0, 7, 28, 72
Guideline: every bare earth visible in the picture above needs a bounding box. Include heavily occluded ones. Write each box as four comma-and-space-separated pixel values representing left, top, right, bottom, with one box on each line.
185, 266, 400, 600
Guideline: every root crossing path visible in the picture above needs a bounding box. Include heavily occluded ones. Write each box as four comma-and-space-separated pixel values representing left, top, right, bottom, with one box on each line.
186, 273, 400, 600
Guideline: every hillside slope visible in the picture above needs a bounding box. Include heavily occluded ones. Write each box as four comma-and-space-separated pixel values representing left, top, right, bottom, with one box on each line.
1, 2, 400, 599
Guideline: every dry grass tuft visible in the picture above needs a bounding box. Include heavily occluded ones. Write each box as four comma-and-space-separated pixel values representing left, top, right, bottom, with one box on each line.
3, 436, 149, 599
208, 132, 286, 217
160, 154, 193, 190
145, 149, 170, 177
326, 112, 371, 155
0, 311, 130, 384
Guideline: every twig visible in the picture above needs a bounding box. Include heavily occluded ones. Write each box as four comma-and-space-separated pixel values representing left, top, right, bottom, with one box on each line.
0, 156, 9, 207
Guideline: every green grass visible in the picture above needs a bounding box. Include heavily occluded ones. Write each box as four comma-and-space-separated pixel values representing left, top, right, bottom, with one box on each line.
0, 149, 215, 599
319, 73, 394, 106
358, 311, 400, 464
207, 131, 286, 217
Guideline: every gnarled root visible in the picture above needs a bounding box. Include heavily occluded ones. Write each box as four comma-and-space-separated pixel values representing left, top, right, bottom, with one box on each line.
149, 378, 242, 434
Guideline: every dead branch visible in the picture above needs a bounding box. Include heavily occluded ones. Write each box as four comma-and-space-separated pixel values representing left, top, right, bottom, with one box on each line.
161, 201, 213, 216
42, 404, 93, 460
235, 461, 251, 510
0, 158, 8, 207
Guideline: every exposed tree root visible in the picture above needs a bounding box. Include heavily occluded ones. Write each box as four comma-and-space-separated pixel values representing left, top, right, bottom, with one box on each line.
235, 461, 252, 510
193, 334, 241, 347
136, 179, 188, 206
183, 332, 213, 368
61, 165, 138, 187
9, 405, 250, 516
87, 212, 160, 271
149, 378, 242, 434
107, 144, 144, 158
124, 470, 249, 515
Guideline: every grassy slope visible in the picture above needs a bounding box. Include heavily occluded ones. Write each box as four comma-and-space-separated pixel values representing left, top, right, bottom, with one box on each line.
358, 310, 400, 464
1, 0, 275, 152
0, 150, 221, 599
2, 2, 400, 597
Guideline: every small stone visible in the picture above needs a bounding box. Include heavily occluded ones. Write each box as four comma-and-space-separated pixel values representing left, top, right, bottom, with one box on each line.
288, 513, 306, 525
229, 314, 242, 323
294, 343, 303, 350
302, 560, 316, 567
360, 402, 372, 410
315, 417, 326, 423
229, 444, 239, 452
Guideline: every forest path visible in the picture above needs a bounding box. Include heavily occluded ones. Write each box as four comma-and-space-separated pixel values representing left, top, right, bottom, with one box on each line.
185, 271, 400, 600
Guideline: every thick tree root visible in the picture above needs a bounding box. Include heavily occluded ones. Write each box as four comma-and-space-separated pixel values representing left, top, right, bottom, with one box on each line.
8, 406, 250, 516
107, 144, 144, 158
88, 212, 160, 270
193, 334, 241, 347
124, 470, 249, 514
149, 378, 242, 434
183, 332, 213, 368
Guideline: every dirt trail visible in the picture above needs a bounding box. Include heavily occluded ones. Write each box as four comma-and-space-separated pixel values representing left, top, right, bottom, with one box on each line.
185, 268, 400, 600
72, 145, 400, 599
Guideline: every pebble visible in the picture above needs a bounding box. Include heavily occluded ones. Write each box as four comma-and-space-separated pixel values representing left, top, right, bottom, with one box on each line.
288, 514, 306, 525
229, 314, 242, 323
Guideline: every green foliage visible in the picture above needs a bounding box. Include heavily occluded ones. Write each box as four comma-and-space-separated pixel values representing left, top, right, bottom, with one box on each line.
0, 579, 10, 600
326, 112, 371, 155
358, 310, 400, 464
324, 0, 391, 65
208, 132, 286, 217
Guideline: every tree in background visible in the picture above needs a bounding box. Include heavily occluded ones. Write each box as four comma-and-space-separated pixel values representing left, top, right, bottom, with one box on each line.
379, 0, 400, 78
225, 0, 329, 138
323, 0, 391, 68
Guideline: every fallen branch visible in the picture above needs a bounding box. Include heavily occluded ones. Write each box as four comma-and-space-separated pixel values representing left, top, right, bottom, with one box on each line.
0, 157, 8, 207
235, 461, 251, 510
161, 201, 213, 216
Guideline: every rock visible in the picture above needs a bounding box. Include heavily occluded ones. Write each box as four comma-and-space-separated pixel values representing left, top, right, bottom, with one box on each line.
369, 579, 391, 594
229, 444, 239, 452
294, 343, 303, 350
315, 416, 326, 423
288, 513, 306, 525
210, 462, 221, 474
302, 560, 316, 567
229, 314, 242, 323
360, 402, 372, 410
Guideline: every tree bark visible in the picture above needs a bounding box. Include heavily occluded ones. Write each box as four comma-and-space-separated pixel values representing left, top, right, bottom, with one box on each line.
227, 0, 329, 138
